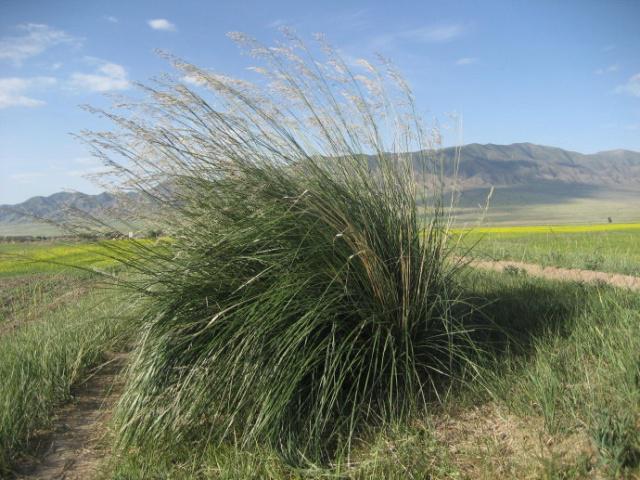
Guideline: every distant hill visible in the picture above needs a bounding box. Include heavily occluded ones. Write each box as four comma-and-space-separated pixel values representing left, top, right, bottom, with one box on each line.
436, 142, 640, 188
428, 143, 640, 224
0, 192, 120, 224
1, 143, 639, 233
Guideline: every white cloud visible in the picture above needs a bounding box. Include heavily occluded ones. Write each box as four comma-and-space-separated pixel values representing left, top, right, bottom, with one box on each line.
456, 57, 479, 66
615, 73, 640, 97
69, 62, 130, 92
104, 15, 119, 23
0, 24, 80, 64
148, 19, 177, 31
0, 77, 56, 109
595, 64, 619, 75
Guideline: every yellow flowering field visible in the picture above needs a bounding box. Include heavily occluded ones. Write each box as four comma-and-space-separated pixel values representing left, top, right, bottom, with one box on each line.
452, 222, 640, 235
0, 240, 151, 277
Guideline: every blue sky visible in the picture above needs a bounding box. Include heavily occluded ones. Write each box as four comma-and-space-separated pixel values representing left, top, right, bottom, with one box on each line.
1, 0, 639, 204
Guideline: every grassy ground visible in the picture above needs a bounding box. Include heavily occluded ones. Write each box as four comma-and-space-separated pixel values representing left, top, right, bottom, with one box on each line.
0, 244, 139, 475
103, 270, 640, 479
456, 223, 640, 276
3, 236, 639, 478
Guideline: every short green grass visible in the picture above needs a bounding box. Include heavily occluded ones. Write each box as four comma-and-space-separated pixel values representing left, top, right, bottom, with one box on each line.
458, 225, 640, 276
0, 242, 111, 277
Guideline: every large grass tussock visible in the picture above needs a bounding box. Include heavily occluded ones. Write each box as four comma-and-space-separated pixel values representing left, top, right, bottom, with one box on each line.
83, 32, 466, 463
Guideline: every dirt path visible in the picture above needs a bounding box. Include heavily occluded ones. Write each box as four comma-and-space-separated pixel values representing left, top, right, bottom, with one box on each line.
13, 353, 126, 480
469, 259, 640, 291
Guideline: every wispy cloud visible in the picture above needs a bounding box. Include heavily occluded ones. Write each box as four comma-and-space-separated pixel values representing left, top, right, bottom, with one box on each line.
104, 15, 119, 23
69, 62, 129, 92
0, 76, 56, 109
595, 64, 619, 75
60, 157, 109, 177
148, 18, 177, 32
601, 44, 616, 52
403, 24, 466, 43
615, 73, 640, 97
456, 57, 479, 66
0, 24, 80, 65
369, 23, 467, 51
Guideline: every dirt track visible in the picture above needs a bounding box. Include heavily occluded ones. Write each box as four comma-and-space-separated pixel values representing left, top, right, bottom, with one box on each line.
469, 259, 640, 291
13, 353, 126, 480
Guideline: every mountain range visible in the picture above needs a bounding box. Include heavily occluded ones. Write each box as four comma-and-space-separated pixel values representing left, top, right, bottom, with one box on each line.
1, 142, 639, 233
440, 142, 640, 187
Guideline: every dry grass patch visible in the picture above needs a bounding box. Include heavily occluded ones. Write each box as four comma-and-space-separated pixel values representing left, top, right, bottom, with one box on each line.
434, 403, 597, 479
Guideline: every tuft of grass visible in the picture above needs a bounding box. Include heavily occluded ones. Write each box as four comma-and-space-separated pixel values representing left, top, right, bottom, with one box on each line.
81, 32, 470, 464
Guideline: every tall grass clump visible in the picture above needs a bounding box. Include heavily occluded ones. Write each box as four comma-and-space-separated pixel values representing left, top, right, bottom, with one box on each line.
82, 31, 468, 464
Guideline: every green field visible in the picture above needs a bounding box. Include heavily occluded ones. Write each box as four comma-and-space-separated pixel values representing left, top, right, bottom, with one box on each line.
457, 223, 640, 275
0, 240, 158, 278
0, 235, 639, 478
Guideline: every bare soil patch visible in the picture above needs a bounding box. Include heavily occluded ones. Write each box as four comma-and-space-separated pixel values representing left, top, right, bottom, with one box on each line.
469, 259, 640, 291
13, 353, 126, 480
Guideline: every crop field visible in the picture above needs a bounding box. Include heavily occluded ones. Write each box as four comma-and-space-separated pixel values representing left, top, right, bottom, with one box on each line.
0, 240, 157, 277
456, 223, 640, 276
